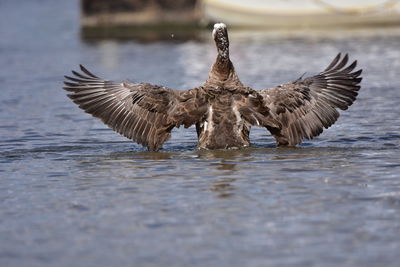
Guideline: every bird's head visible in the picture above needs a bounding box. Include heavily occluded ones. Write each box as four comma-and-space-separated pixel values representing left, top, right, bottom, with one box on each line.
208, 22, 240, 85
212, 23, 229, 59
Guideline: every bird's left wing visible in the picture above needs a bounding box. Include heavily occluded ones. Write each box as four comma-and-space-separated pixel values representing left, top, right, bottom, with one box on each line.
63, 65, 207, 150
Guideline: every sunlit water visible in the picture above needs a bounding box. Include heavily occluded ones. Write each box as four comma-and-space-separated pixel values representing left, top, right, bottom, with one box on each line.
1, 1, 400, 266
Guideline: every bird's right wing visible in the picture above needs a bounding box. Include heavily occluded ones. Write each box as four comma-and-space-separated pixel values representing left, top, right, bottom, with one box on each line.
259, 53, 362, 146
63, 65, 207, 150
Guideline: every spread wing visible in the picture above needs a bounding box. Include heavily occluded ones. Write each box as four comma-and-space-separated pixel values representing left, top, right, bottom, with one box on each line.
63, 65, 207, 151
259, 53, 362, 146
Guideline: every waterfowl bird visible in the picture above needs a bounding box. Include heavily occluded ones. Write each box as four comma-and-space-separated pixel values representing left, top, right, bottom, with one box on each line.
63, 23, 362, 151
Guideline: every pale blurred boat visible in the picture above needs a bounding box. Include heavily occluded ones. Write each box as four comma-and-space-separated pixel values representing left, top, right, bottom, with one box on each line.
202, 0, 400, 28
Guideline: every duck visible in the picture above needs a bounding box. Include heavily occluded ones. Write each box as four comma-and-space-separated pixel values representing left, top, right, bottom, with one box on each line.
63, 23, 362, 151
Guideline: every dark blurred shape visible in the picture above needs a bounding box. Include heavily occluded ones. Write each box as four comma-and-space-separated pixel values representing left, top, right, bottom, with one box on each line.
82, 0, 197, 14
81, 0, 203, 41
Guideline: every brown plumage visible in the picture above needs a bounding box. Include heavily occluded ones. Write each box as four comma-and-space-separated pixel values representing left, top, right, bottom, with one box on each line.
63, 23, 362, 151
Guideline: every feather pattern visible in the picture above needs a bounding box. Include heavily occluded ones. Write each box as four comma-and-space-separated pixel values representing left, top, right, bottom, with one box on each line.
64, 65, 207, 151
259, 53, 362, 146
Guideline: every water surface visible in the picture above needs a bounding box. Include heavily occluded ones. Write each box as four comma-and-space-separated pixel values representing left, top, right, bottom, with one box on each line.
1, 1, 400, 266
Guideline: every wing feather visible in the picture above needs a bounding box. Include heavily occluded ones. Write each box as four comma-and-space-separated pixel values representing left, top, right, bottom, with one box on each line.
259, 53, 362, 146
63, 65, 207, 150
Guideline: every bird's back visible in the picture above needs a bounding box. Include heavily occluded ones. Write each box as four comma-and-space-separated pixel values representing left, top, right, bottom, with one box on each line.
196, 84, 257, 149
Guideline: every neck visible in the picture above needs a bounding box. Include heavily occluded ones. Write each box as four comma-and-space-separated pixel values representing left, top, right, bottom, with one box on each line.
214, 53, 232, 75
208, 55, 233, 81
207, 55, 242, 86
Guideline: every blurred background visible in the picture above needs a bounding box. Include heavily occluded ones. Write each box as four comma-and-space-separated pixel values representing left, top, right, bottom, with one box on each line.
80, 0, 400, 40
1, 1, 400, 267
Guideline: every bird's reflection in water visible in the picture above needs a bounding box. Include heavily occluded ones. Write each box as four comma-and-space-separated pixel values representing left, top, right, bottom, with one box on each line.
125, 151, 175, 161
197, 148, 253, 160
196, 149, 255, 198
209, 177, 236, 198
197, 148, 255, 172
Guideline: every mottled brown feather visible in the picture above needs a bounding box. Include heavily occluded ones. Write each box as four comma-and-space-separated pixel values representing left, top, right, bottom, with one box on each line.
63, 65, 207, 151
259, 53, 362, 146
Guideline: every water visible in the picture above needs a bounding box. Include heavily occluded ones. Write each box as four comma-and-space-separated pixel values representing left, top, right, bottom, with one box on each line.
1, 1, 400, 266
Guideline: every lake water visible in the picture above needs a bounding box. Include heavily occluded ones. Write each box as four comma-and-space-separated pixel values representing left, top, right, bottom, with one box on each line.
1, 1, 400, 266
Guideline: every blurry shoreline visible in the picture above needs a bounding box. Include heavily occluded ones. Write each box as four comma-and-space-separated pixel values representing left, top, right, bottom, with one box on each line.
80, 0, 400, 41
81, 24, 400, 43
